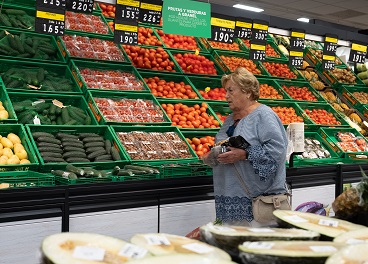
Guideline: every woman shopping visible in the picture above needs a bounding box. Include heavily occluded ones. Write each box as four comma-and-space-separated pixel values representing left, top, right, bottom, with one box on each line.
210, 67, 289, 226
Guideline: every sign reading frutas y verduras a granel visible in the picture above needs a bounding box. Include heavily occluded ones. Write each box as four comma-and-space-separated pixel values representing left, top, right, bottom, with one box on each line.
162, 0, 211, 38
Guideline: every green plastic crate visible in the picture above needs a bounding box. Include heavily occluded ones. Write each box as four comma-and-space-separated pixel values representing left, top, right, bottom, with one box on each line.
213, 50, 269, 77
198, 37, 244, 53
319, 127, 368, 161
258, 78, 293, 101
276, 80, 326, 103
297, 101, 350, 127
8, 92, 98, 125
207, 101, 231, 125
157, 99, 222, 131
341, 85, 368, 112
0, 28, 66, 64
111, 125, 199, 164
261, 59, 305, 80
0, 83, 17, 124
0, 59, 83, 94
86, 90, 171, 126
360, 105, 368, 121
157, 162, 212, 179
305, 46, 346, 68
317, 66, 365, 89
168, 49, 225, 77
186, 75, 225, 103
0, 171, 54, 189
0, 6, 35, 32
138, 70, 202, 99
26, 125, 128, 172
57, 33, 130, 64
70, 59, 150, 94
0, 124, 39, 171
237, 38, 288, 61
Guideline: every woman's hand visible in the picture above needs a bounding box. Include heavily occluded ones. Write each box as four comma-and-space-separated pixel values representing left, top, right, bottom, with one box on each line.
217, 147, 247, 164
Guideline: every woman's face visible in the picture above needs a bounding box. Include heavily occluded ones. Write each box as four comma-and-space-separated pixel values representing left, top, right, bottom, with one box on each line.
224, 79, 249, 111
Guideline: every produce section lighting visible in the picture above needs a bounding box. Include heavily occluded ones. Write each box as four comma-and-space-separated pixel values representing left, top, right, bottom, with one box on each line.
233, 4, 264, 13
297, 17, 310, 23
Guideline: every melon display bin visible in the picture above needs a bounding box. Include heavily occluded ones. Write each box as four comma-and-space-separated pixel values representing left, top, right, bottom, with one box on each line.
0, 59, 83, 94
70, 59, 150, 94
86, 90, 171, 126
26, 125, 128, 172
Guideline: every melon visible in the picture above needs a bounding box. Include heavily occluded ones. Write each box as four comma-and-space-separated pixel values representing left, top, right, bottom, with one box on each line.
126, 254, 237, 263
325, 243, 368, 263
333, 228, 368, 244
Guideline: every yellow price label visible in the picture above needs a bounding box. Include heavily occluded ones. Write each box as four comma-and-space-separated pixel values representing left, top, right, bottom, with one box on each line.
211, 17, 235, 29
205, 87, 211, 92
253, 23, 268, 31
36, 11, 65, 21
140, 2, 162, 11
323, 54, 335, 61
195, 49, 200, 55
352, 43, 367, 53
290, 51, 303, 57
236, 21, 252, 29
250, 44, 266, 51
117, 0, 140, 7
291, 32, 305, 38
325, 36, 338, 43
115, 23, 138, 32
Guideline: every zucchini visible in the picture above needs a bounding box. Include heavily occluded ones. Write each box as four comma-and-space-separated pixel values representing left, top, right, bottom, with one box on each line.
56, 133, 79, 140
32, 131, 55, 139
87, 149, 107, 160
63, 151, 87, 160
37, 147, 63, 154
82, 136, 104, 144
42, 157, 65, 163
63, 146, 85, 153
84, 141, 104, 148
51, 170, 77, 180
37, 142, 61, 149
85, 146, 105, 154
40, 152, 63, 159
65, 157, 90, 163
94, 155, 113, 161
65, 164, 85, 176
105, 140, 112, 155
111, 147, 121, 161
37, 136, 61, 145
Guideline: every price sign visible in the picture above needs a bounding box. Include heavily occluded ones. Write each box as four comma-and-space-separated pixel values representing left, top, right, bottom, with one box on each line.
114, 22, 138, 45
349, 41, 367, 64
115, 0, 140, 23
36, 0, 66, 9
209, 13, 235, 44
139, 0, 162, 25
289, 51, 304, 68
322, 54, 335, 70
249, 43, 266, 61
251, 20, 268, 43
290, 29, 305, 51
235, 18, 252, 40
66, 0, 94, 13
323, 34, 338, 55
35, 8, 65, 36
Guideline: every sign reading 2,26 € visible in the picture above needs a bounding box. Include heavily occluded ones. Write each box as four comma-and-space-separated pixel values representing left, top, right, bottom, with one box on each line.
209, 13, 235, 44
139, 0, 162, 25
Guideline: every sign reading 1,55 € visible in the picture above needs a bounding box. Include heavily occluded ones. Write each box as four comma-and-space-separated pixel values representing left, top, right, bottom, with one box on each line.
35, 8, 65, 35
209, 13, 235, 44
115, 0, 140, 22
139, 0, 162, 25
349, 41, 367, 64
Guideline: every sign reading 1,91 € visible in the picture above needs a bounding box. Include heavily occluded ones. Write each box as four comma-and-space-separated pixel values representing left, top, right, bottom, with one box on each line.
235, 18, 252, 40
114, 22, 138, 45
139, 0, 162, 25
35, 7, 65, 36
349, 41, 367, 64
209, 13, 235, 44
66, 0, 94, 13
115, 0, 140, 23
251, 20, 268, 42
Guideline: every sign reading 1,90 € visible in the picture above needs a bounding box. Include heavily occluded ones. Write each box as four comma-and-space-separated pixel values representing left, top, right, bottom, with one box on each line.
114, 21, 138, 45
349, 41, 367, 64
139, 0, 163, 25
209, 13, 235, 44
322, 34, 338, 70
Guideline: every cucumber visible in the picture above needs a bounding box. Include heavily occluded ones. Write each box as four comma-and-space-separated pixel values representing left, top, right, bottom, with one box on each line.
105, 140, 112, 155
0, 13, 12, 27
65, 157, 90, 163
37, 136, 61, 145
61, 141, 85, 149
61, 107, 70, 124
23, 43, 35, 55
111, 147, 121, 161
57, 133, 79, 140
61, 138, 83, 145
79, 133, 100, 138
40, 152, 63, 159
37, 147, 63, 154
64, 119, 78, 125
84, 141, 105, 148
85, 116, 92, 125
38, 46, 56, 55
66, 164, 85, 176
124, 165, 156, 174
34, 102, 50, 113
56, 116, 63, 125
37, 142, 61, 149
6, 35, 17, 49
37, 68, 45, 83
32, 132, 55, 139
87, 149, 107, 160
63, 146, 85, 153
85, 146, 105, 154
42, 157, 65, 163
84, 168, 102, 178
115, 169, 134, 176
67, 107, 85, 124
63, 151, 87, 160
5, 9, 27, 15
14, 35, 24, 53
51, 170, 77, 180
94, 155, 113, 161
82, 136, 104, 144
128, 169, 148, 175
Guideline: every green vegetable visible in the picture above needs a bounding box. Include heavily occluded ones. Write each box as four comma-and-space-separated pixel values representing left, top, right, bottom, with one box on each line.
63, 151, 88, 160
111, 147, 121, 161
40, 152, 63, 159
51, 170, 77, 179
87, 149, 107, 160
85, 147, 105, 154
37, 147, 63, 154
85, 141, 104, 148
82, 136, 104, 144
66, 164, 85, 176
37, 136, 61, 145
65, 157, 90, 163
63, 146, 86, 153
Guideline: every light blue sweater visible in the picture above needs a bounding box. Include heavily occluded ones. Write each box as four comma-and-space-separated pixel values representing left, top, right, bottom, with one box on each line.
213, 104, 288, 223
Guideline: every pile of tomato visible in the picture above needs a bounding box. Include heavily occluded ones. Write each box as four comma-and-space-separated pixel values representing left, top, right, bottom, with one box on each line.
137, 27, 162, 46
259, 84, 283, 99
144, 76, 198, 99
99, 3, 116, 18
187, 136, 215, 157
199, 87, 226, 101
215, 112, 228, 123
207, 40, 240, 51
220, 55, 261, 74
282, 85, 317, 101
262, 62, 297, 79
271, 106, 304, 124
304, 109, 341, 125
156, 30, 199, 50
161, 102, 220, 129
173, 53, 217, 75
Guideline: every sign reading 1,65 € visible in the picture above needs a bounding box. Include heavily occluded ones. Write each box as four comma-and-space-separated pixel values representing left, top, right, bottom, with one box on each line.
208, 13, 235, 44
139, 0, 162, 25
35, 7, 65, 36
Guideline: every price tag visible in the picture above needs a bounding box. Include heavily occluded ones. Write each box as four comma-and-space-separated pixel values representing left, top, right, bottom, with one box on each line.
118, 244, 148, 259
346, 238, 365, 244
289, 50, 304, 68
35, 8, 65, 36
323, 34, 338, 55
114, 22, 138, 45
144, 234, 171, 245
245, 242, 274, 249
181, 243, 214, 254
322, 54, 335, 70
208, 223, 236, 232
283, 215, 308, 223
249, 43, 266, 61
318, 219, 339, 227
209, 13, 235, 44
235, 18, 252, 40
73, 246, 105, 261
115, 0, 140, 23
309, 246, 337, 252
251, 20, 268, 43
66, 0, 94, 13
139, 0, 162, 25
290, 29, 305, 51
248, 228, 275, 233
36, 0, 66, 9
33, 116, 41, 125
349, 41, 367, 64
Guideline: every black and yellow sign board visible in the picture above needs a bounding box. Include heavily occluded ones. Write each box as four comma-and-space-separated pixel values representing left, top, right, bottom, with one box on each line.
249, 43, 266, 61
35, 7, 65, 35
116, 0, 140, 23
66, 0, 94, 13
114, 21, 138, 45
251, 19, 268, 43
349, 40, 367, 64
209, 13, 236, 44
235, 17, 252, 40
139, 0, 162, 25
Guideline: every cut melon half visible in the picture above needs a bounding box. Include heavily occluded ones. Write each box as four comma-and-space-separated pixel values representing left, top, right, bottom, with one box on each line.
333, 228, 368, 244
325, 243, 368, 263
273, 210, 366, 238
126, 254, 237, 264
130, 233, 231, 260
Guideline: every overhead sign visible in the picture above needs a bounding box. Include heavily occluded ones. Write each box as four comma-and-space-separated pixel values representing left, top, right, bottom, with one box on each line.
349, 40, 367, 64
251, 19, 268, 43
115, 0, 140, 23
139, 0, 162, 25
249, 43, 266, 61
114, 21, 138, 45
35, 7, 65, 36
289, 51, 304, 68
289, 29, 305, 68
322, 34, 338, 70
208, 13, 235, 44
162, 0, 211, 38
235, 17, 252, 40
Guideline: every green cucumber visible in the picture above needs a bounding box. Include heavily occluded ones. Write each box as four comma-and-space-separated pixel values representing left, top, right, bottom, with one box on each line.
61, 107, 70, 124
111, 147, 121, 161
83, 168, 102, 178
63, 146, 85, 153
84, 141, 105, 148
57, 133, 79, 140
56, 116, 63, 125
42, 157, 65, 163
64, 119, 78, 125
66, 164, 85, 176
85, 116, 92, 125
37, 147, 63, 154
38, 46, 56, 55
82, 136, 104, 144
51, 170, 77, 179
37, 136, 61, 145
87, 149, 107, 160
85, 147, 105, 154
62, 141, 84, 148
67, 107, 86, 124
115, 169, 134, 176
65, 157, 90, 163
0, 13, 12, 27
37, 68, 45, 83
32, 132, 55, 139
79, 133, 100, 138
5, 9, 27, 15
94, 155, 113, 161
37, 142, 61, 149
40, 152, 63, 159
63, 151, 87, 160
23, 43, 35, 55
105, 140, 112, 155
14, 35, 24, 53
124, 165, 157, 174
34, 102, 50, 113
